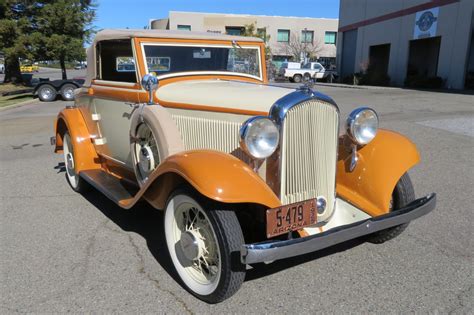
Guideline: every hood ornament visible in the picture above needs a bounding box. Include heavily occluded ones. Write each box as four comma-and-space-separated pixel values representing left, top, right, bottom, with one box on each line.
298, 76, 315, 94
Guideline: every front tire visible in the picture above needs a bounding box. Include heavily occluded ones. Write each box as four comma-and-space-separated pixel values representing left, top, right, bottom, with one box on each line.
368, 173, 415, 243
63, 132, 88, 193
164, 190, 245, 303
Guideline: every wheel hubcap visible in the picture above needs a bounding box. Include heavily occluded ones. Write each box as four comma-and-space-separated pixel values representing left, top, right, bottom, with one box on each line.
41, 88, 52, 99
66, 152, 74, 170
180, 231, 201, 261
178, 205, 219, 282
135, 123, 159, 184
138, 145, 155, 175
64, 88, 73, 98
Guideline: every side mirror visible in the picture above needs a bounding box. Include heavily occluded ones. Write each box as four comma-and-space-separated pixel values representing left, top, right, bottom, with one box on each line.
141, 73, 159, 105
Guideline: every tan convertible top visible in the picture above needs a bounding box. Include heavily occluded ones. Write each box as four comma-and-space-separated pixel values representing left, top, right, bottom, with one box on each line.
94, 29, 263, 43
84, 29, 263, 86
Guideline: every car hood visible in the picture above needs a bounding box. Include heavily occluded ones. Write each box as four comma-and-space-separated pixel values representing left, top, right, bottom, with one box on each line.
156, 79, 295, 114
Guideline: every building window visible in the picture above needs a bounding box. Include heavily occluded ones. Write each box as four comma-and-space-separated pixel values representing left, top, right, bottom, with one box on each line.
301, 30, 314, 43
277, 29, 290, 42
325, 32, 337, 44
257, 28, 267, 42
177, 25, 191, 31
226, 26, 244, 36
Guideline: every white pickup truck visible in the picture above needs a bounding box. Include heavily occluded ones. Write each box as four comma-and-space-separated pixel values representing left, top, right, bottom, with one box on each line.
282, 62, 326, 83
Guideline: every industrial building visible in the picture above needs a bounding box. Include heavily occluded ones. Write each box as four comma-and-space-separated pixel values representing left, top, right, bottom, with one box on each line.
150, 11, 338, 68
337, 0, 474, 89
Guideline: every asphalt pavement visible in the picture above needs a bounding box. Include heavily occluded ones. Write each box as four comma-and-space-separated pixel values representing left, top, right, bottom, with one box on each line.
0, 85, 473, 313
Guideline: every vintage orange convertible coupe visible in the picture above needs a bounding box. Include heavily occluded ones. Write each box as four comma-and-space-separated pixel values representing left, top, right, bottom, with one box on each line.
53, 29, 436, 303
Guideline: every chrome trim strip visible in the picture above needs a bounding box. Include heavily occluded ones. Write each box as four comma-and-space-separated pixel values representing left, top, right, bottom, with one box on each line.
269, 88, 338, 125
241, 193, 436, 264
140, 42, 264, 82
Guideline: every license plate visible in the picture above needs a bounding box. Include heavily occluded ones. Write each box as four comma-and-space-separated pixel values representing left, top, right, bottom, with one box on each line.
266, 199, 317, 238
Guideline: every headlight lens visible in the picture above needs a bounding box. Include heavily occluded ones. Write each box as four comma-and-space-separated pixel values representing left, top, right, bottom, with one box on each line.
346, 107, 379, 145
240, 117, 279, 159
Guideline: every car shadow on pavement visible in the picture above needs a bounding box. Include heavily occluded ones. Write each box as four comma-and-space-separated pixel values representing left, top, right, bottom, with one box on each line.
80, 189, 182, 285
80, 187, 368, 285
245, 238, 366, 282
55, 160, 371, 287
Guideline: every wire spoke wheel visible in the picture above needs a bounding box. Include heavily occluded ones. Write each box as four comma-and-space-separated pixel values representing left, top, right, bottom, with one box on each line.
134, 122, 160, 185
164, 191, 245, 303
173, 203, 221, 285
62, 132, 87, 192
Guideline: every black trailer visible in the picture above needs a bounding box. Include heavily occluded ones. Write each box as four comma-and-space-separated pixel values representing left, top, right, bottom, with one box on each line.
34, 78, 84, 102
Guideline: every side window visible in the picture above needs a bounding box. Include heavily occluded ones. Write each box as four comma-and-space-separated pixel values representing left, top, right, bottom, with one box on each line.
314, 63, 322, 71
97, 40, 137, 83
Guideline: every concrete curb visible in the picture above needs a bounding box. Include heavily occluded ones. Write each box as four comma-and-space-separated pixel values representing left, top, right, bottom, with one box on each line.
0, 97, 38, 112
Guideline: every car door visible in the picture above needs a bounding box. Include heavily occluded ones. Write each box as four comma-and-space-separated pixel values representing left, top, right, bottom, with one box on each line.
313, 63, 325, 79
88, 39, 141, 170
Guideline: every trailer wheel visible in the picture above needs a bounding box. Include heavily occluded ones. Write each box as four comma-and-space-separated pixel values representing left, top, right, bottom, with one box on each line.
37, 84, 57, 102
60, 84, 76, 101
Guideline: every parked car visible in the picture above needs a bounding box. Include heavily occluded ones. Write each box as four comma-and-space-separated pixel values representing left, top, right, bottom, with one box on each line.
34, 78, 84, 102
0, 63, 4, 74
20, 64, 39, 73
52, 29, 436, 303
74, 63, 87, 70
277, 61, 300, 79
282, 62, 326, 83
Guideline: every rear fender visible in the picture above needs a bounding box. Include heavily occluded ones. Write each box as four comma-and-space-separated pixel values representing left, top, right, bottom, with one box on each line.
54, 108, 101, 172
336, 129, 420, 217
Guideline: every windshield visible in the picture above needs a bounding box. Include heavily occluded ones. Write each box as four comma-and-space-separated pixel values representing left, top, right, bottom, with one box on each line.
143, 44, 261, 79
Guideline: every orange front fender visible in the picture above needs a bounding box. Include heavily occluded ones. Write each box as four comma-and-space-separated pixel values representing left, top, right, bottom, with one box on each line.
336, 129, 420, 217
143, 150, 281, 210
54, 108, 101, 173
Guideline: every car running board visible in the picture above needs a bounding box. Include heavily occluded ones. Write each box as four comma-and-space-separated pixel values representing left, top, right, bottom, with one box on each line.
80, 169, 140, 208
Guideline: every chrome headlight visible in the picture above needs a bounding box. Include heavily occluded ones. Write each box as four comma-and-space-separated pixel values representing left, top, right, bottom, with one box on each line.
346, 107, 379, 145
240, 117, 279, 159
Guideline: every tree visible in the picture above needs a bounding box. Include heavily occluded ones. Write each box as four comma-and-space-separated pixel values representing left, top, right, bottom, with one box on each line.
242, 23, 271, 59
241, 23, 275, 79
280, 33, 323, 63
0, 1, 38, 83
33, 0, 96, 79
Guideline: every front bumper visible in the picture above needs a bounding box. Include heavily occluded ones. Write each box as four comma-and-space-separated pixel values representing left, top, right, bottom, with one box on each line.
241, 193, 436, 264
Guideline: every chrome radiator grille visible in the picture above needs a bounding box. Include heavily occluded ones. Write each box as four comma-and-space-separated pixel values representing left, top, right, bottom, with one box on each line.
280, 100, 339, 216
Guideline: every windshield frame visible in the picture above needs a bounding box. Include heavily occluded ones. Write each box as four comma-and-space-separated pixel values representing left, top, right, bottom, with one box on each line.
139, 41, 264, 82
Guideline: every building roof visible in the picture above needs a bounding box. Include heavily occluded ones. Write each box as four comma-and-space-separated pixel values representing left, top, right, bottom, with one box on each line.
168, 10, 338, 20
93, 29, 263, 43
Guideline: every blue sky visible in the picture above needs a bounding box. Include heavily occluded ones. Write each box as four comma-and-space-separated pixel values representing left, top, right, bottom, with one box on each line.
94, 0, 340, 30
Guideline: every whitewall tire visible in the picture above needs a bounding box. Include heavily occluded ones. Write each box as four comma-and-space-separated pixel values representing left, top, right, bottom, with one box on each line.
164, 190, 245, 303
63, 132, 87, 192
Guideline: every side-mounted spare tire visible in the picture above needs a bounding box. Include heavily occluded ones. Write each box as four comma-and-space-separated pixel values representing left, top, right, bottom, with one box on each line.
129, 104, 184, 186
